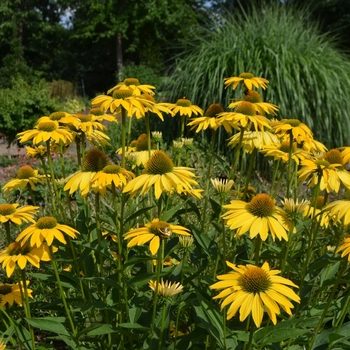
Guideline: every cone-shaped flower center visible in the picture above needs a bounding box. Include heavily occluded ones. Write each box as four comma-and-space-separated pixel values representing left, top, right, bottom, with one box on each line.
314, 159, 330, 168
90, 108, 104, 116
205, 103, 224, 118
150, 221, 172, 238
244, 90, 262, 103
324, 149, 343, 165
112, 88, 133, 99
241, 267, 271, 293
145, 150, 174, 175
37, 121, 58, 132
7, 242, 31, 255
36, 216, 58, 229
0, 204, 15, 216
136, 133, 151, 151
77, 114, 92, 123
248, 194, 275, 217
176, 98, 191, 107
82, 148, 109, 172
235, 101, 256, 116
49, 112, 66, 121
239, 72, 254, 79
140, 93, 155, 103
17, 165, 35, 179
279, 141, 295, 153
316, 196, 326, 209
283, 119, 301, 127
103, 165, 122, 174
0, 284, 12, 295
124, 78, 140, 86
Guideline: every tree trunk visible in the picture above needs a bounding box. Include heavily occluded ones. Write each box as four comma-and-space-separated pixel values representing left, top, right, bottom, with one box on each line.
116, 32, 123, 82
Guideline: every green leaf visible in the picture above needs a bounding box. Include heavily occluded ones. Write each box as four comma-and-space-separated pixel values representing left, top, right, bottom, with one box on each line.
78, 324, 117, 337
119, 323, 149, 331
160, 201, 186, 222
25, 317, 70, 336
320, 261, 341, 287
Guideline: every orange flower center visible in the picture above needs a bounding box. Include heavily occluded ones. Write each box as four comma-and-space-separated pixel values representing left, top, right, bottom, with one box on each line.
150, 221, 172, 239
176, 98, 191, 107
324, 149, 343, 165
234, 101, 256, 116
0, 284, 12, 295
241, 266, 271, 293
279, 141, 294, 153
124, 78, 140, 86
239, 72, 254, 79
82, 148, 109, 172
316, 196, 326, 209
205, 103, 224, 118
243, 90, 262, 103
140, 93, 155, 103
103, 165, 122, 174
36, 216, 58, 229
136, 133, 151, 151
112, 88, 133, 99
49, 112, 66, 121
76, 114, 92, 123
247, 194, 275, 217
7, 242, 31, 256
37, 121, 58, 132
145, 151, 174, 175
90, 108, 104, 116
0, 204, 15, 216
17, 165, 35, 179
282, 119, 301, 127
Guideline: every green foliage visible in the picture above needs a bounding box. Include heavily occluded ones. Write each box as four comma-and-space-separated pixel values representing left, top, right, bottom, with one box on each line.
164, 3, 350, 147
0, 77, 57, 144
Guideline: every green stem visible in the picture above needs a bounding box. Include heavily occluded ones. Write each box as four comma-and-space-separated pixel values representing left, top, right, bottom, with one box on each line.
158, 301, 169, 350
121, 108, 127, 168
243, 148, 257, 201
40, 157, 57, 213
145, 113, 151, 158
4, 221, 12, 245
26, 183, 36, 206
0, 306, 25, 349
286, 134, 294, 198
49, 245, 79, 346
281, 222, 295, 273
230, 127, 245, 180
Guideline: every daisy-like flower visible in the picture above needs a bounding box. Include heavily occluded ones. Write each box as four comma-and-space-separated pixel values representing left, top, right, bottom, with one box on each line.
133, 93, 174, 120
297, 149, 350, 193
92, 87, 154, 117
17, 120, 74, 145
228, 90, 278, 116
272, 119, 313, 145
0, 203, 38, 225
64, 148, 110, 197
149, 278, 183, 297
2, 165, 46, 192
0, 281, 33, 308
211, 178, 234, 194
123, 150, 201, 199
217, 102, 271, 132
303, 196, 331, 228
336, 235, 350, 261
210, 261, 300, 327
161, 97, 203, 118
91, 165, 135, 195
341, 147, 350, 165
281, 198, 310, 222
16, 216, 79, 247
0, 241, 51, 277
187, 103, 224, 132
124, 218, 191, 255
152, 131, 163, 144
228, 130, 279, 153
26, 145, 47, 158
224, 72, 269, 90
222, 193, 291, 241
260, 141, 309, 164
107, 77, 156, 96
117, 133, 156, 167
38, 112, 80, 128
324, 199, 350, 226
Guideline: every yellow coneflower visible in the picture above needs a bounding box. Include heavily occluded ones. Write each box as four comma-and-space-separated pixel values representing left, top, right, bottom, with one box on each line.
281, 198, 310, 222
324, 199, 350, 226
336, 235, 350, 261
222, 193, 291, 241
64, 148, 110, 197
149, 279, 183, 297
0, 241, 51, 277
2, 165, 46, 192
272, 119, 313, 145
123, 150, 200, 199
124, 218, 191, 255
0, 203, 38, 225
224, 72, 269, 90
211, 178, 234, 194
16, 216, 79, 247
0, 281, 33, 308
210, 261, 300, 327
17, 120, 74, 145
187, 103, 224, 132
228, 90, 278, 116
161, 97, 203, 118
297, 149, 350, 193
26, 145, 47, 158
107, 77, 156, 96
